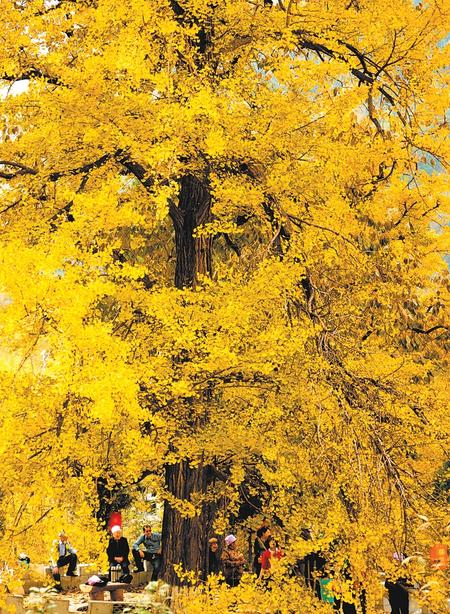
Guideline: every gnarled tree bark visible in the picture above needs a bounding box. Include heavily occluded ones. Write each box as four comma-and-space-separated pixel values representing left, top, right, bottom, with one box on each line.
162, 174, 215, 584
169, 174, 212, 289
162, 461, 217, 584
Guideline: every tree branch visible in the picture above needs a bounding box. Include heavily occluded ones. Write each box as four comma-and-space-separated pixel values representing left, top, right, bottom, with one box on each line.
294, 32, 397, 105
1, 69, 62, 86
10, 507, 54, 537
288, 213, 358, 250
116, 152, 155, 191
0, 160, 38, 179
410, 325, 448, 335
49, 152, 113, 181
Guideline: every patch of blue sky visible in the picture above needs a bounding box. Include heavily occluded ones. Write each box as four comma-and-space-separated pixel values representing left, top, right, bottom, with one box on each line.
438, 33, 449, 48
418, 158, 445, 175
412, 0, 449, 47
251, 58, 288, 94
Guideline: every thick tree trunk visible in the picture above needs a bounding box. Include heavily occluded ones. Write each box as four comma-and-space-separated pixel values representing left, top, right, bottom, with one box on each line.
162, 175, 215, 584
169, 174, 212, 289
162, 461, 216, 584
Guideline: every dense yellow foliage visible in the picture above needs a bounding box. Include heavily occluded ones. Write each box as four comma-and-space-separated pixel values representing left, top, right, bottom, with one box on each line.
0, 0, 449, 610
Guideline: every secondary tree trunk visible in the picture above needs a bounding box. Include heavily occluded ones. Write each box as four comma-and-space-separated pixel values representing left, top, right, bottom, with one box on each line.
162, 174, 215, 584
95, 477, 132, 528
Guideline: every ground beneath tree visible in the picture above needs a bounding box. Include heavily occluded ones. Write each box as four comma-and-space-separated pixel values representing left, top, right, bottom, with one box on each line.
58, 585, 167, 612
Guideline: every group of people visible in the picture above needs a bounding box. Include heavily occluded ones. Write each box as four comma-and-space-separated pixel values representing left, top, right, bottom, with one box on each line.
208, 534, 246, 587
53, 519, 282, 590
52, 524, 162, 588
28, 522, 413, 612
107, 523, 161, 582
208, 519, 283, 588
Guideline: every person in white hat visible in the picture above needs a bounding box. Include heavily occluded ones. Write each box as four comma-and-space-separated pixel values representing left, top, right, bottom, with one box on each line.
106, 525, 130, 580
221, 534, 245, 587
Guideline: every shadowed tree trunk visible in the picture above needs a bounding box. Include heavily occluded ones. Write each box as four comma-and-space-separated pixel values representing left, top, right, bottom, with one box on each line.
162, 174, 216, 584
95, 477, 133, 528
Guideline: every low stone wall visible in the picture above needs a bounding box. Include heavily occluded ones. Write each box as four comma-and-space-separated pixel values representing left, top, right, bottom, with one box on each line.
25, 565, 150, 590
1, 594, 70, 614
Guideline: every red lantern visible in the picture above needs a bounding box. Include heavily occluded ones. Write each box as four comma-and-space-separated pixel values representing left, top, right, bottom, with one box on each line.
430, 543, 448, 569
108, 512, 122, 530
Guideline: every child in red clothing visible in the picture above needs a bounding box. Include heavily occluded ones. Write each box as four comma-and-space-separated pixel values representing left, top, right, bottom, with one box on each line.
259, 538, 283, 580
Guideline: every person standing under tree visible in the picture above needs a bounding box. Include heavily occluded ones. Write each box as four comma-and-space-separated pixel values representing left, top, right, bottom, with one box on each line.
259, 537, 283, 586
385, 579, 409, 614
221, 534, 245, 587
208, 538, 221, 575
253, 526, 271, 577
385, 552, 410, 614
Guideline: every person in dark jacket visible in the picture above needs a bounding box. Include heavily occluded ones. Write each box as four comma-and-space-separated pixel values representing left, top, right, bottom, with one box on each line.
107, 525, 130, 578
385, 579, 409, 614
208, 538, 221, 575
253, 526, 271, 577
385, 552, 410, 614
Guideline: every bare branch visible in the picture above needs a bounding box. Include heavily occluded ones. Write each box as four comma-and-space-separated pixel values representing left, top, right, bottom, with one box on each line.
1, 69, 62, 86
0, 160, 38, 179
288, 214, 358, 250
49, 152, 113, 181
410, 325, 448, 335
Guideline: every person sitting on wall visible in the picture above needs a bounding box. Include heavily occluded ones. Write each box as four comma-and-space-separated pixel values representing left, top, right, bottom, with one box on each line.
107, 525, 131, 579
52, 531, 78, 591
54, 531, 78, 576
131, 524, 162, 581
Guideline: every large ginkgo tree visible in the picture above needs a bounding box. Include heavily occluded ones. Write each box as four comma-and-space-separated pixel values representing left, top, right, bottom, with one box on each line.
0, 0, 448, 607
